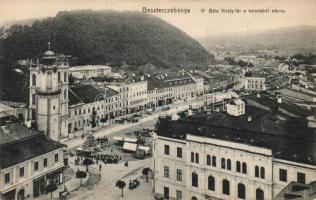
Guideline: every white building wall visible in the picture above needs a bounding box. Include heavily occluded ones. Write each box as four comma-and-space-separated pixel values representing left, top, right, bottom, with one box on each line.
0, 149, 64, 200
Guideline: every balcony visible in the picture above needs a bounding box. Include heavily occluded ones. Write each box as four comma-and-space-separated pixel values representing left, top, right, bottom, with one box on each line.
36, 88, 61, 96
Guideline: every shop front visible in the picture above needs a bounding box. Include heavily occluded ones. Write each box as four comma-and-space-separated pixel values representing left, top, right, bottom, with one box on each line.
2, 189, 16, 200
46, 167, 64, 187
33, 175, 45, 198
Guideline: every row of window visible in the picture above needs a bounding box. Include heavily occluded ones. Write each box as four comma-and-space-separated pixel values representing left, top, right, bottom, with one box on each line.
4, 154, 59, 184
163, 166, 183, 182
72, 102, 125, 117
191, 172, 264, 200
32, 72, 68, 87
279, 169, 306, 184
164, 145, 307, 184
162, 179, 264, 200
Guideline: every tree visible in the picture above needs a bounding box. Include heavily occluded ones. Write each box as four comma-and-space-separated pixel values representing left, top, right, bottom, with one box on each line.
76, 170, 87, 185
142, 167, 151, 182
46, 181, 57, 200
91, 110, 97, 128
116, 180, 126, 197
100, 118, 107, 123
83, 158, 93, 172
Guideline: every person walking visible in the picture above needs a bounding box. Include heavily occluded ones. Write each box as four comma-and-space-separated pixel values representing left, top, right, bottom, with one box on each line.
99, 164, 102, 172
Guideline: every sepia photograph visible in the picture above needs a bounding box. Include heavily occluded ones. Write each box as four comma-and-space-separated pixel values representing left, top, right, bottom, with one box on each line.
0, 0, 316, 199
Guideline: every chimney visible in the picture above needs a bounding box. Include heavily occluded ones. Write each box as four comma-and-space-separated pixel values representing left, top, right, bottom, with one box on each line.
277, 97, 282, 104
247, 115, 252, 122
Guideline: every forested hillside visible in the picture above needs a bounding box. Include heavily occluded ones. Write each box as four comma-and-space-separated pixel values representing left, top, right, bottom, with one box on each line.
1, 10, 213, 69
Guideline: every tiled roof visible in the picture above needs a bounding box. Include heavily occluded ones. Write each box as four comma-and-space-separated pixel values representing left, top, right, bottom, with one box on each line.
0, 133, 64, 169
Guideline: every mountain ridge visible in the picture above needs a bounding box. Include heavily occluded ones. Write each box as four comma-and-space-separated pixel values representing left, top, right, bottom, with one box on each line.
198, 25, 316, 51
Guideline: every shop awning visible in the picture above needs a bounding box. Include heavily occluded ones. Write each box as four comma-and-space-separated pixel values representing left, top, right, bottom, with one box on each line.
123, 138, 137, 143
138, 146, 150, 154
112, 136, 124, 141
123, 142, 137, 152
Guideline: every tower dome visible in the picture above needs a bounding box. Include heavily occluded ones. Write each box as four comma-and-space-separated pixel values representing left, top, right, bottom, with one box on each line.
43, 37, 55, 57
44, 50, 55, 56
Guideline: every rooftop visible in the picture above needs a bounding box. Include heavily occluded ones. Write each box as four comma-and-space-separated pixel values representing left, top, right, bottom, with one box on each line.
69, 84, 118, 105
0, 133, 64, 169
0, 123, 39, 145
156, 106, 316, 165
69, 65, 111, 71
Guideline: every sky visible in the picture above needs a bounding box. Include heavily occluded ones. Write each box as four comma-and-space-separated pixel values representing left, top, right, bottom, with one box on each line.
0, 0, 315, 38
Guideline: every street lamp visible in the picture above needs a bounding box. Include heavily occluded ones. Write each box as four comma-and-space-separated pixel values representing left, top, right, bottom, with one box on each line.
213, 87, 216, 111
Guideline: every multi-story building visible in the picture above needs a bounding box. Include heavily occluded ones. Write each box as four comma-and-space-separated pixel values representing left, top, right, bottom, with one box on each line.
108, 78, 148, 113
0, 124, 64, 200
67, 84, 123, 136
244, 71, 266, 92
225, 99, 245, 116
147, 75, 174, 108
68, 65, 111, 79
153, 99, 316, 200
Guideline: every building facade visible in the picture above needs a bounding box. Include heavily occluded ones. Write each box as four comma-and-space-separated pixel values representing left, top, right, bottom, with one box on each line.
0, 134, 64, 200
69, 65, 111, 79
153, 112, 316, 200
244, 77, 266, 92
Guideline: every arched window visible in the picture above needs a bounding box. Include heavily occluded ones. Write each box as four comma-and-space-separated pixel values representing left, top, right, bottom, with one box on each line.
208, 176, 215, 191
207, 155, 211, 166
242, 162, 247, 174
212, 156, 216, 167
221, 158, 226, 169
227, 159, 231, 170
191, 197, 198, 200
255, 166, 259, 177
192, 172, 198, 187
222, 179, 230, 195
236, 161, 241, 172
191, 152, 194, 162
195, 153, 199, 164
238, 183, 246, 199
256, 188, 264, 200
58, 72, 61, 82
64, 89, 67, 100
260, 167, 265, 179
32, 94, 36, 105
64, 72, 67, 82
32, 74, 36, 86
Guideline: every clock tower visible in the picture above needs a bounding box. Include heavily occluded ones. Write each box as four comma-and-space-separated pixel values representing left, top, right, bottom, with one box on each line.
29, 41, 69, 141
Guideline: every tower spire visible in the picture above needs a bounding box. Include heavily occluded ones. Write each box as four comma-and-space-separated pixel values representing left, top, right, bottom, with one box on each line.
48, 34, 51, 50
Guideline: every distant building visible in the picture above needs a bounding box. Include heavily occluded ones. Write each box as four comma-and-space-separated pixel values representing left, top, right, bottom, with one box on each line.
153, 98, 316, 200
244, 71, 266, 91
0, 103, 15, 118
67, 84, 123, 137
225, 99, 245, 116
0, 124, 64, 200
69, 65, 111, 79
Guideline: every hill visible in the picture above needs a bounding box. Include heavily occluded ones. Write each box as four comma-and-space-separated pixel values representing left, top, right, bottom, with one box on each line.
199, 26, 316, 51
0, 10, 213, 69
